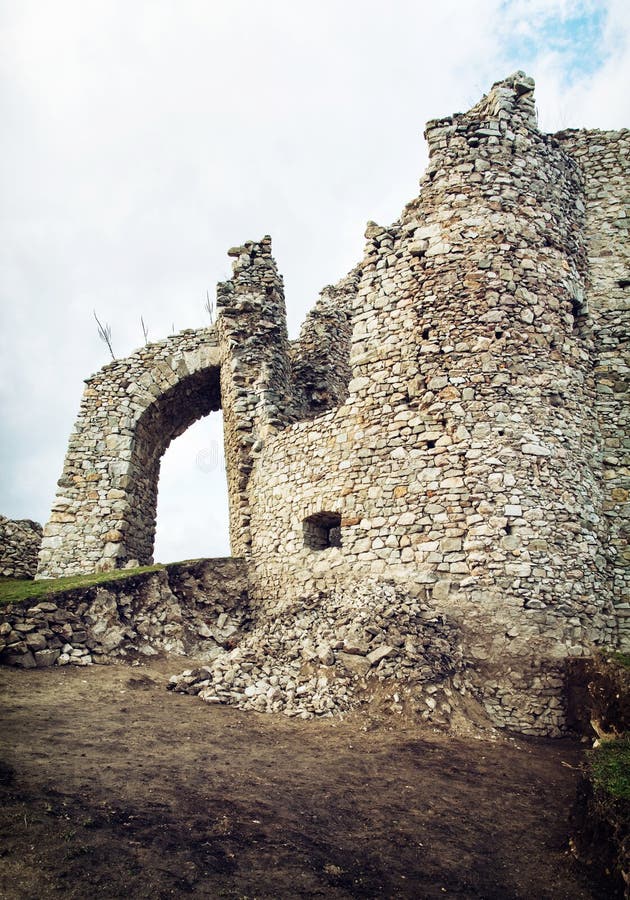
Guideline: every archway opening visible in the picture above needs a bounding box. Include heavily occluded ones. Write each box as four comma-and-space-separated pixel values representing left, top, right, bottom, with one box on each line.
123, 364, 228, 566
153, 411, 230, 563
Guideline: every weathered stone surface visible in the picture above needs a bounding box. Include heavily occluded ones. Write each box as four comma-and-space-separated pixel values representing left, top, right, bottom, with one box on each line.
0, 559, 248, 669
366, 645, 397, 666
25, 632, 47, 651
0, 516, 42, 578
3, 651, 36, 668
34, 649, 60, 667
337, 652, 372, 676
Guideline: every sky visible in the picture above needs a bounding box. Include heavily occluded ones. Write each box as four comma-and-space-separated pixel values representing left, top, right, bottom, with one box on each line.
1, 0, 628, 564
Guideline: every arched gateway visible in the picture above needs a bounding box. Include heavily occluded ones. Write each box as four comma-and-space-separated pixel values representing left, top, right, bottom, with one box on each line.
37, 330, 224, 576
37, 235, 332, 578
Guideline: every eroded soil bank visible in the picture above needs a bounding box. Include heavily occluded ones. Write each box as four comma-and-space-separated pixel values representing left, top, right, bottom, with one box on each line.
0, 661, 614, 899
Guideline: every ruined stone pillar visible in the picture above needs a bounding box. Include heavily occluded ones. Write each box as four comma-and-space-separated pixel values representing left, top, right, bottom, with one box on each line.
216, 236, 294, 556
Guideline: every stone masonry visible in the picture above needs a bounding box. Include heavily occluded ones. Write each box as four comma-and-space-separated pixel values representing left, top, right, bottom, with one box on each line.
1, 559, 248, 668
32, 73, 628, 734
0, 515, 42, 578
36, 329, 222, 575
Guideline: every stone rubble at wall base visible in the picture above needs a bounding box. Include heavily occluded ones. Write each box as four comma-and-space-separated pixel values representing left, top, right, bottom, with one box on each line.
168, 578, 466, 725
166, 577, 569, 736
1, 559, 568, 736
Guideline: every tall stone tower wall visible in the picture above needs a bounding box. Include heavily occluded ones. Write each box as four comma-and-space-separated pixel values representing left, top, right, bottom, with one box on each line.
555, 128, 630, 649
246, 74, 624, 731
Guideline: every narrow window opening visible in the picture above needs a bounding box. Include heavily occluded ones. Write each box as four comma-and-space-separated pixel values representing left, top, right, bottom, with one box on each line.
426, 439, 436, 449
303, 512, 342, 550
505, 524, 513, 535
495, 329, 504, 339
422, 327, 430, 340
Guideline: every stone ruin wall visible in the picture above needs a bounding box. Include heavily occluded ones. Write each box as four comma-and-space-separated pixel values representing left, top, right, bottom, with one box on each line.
289, 274, 357, 419
215, 238, 295, 557
555, 128, 630, 649
0, 558, 248, 668
37, 241, 356, 577
245, 74, 628, 731
31, 73, 628, 734
37, 330, 223, 577
215, 239, 357, 556
0, 516, 42, 578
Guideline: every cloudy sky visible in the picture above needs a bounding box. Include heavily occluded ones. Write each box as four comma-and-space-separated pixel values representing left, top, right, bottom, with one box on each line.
1, 0, 628, 565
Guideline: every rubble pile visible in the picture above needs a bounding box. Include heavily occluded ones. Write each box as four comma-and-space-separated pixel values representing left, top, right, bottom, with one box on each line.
169, 580, 464, 719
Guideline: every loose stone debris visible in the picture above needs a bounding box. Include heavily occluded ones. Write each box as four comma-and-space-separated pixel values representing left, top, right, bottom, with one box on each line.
168, 579, 464, 722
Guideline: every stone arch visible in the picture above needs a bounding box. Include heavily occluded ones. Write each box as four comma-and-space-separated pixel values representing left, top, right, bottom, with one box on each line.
120, 363, 222, 565
38, 236, 307, 578
37, 330, 228, 578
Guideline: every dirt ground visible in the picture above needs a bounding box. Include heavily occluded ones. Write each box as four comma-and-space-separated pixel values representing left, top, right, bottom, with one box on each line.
0, 659, 612, 899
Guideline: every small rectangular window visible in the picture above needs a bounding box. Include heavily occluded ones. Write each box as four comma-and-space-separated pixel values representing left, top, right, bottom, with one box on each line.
303, 512, 342, 550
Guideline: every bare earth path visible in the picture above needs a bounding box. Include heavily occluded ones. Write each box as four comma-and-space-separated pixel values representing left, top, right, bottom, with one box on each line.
0, 661, 609, 899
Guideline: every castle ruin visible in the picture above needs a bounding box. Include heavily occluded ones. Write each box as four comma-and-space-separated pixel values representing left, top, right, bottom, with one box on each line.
33, 73, 629, 733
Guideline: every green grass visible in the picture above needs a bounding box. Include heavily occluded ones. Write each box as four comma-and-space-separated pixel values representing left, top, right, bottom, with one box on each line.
0, 565, 164, 606
0, 557, 222, 607
589, 734, 630, 802
608, 651, 630, 670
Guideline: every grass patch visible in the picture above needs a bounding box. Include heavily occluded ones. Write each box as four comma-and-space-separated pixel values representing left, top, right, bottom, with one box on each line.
589, 734, 630, 802
608, 652, 630, 670
0, 565, 164, 606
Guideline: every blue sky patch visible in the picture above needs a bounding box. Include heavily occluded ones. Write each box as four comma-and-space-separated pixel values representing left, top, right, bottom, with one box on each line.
502, 1, 608, 81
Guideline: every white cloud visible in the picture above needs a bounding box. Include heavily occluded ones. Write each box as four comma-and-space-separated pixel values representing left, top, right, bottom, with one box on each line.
0, 0, 627, 562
